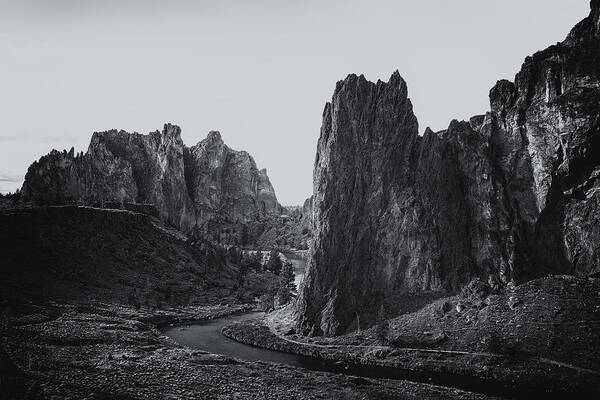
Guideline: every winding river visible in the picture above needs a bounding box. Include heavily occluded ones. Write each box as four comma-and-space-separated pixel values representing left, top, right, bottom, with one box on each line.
163, 251, 314, 367
161, 251, 536, 398
161, 310, 529, 398
162, 312, 331, 369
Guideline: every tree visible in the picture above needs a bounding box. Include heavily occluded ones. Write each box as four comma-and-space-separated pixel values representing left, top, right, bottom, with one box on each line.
255, 250, 263, 270
227, 246, 242, 264
126, 290, 141, 310
153, 292, 162, 310
376, 304, 388, 343
259, 281, 278, 312
266, 250, 283, 275
276, 261, 296, 306
241, 251, 261, 272
237, 259, 250, 287
240, 224, 250, 246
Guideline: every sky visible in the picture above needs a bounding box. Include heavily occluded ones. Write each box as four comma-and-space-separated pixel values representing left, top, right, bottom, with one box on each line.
0, 0, 590, 204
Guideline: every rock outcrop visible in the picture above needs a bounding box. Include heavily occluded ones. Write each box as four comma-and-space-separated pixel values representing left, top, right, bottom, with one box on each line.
251, 197, 314, 250
21, 124, 282, 231
297, 2, 600, 336
299, 196, 314, 234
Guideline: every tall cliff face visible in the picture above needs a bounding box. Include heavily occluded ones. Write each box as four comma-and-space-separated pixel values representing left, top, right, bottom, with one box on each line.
299, 196, 313, 234
87, 124, 196, 230
297, 2, 600, 336
183, 130, 282, 224
22, 124, 281, 231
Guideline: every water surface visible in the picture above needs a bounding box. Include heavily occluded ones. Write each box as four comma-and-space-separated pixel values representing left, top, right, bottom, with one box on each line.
162, 312, 323, 368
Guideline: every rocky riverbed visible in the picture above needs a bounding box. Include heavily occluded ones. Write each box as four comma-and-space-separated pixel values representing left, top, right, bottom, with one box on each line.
1, 301, 501, 399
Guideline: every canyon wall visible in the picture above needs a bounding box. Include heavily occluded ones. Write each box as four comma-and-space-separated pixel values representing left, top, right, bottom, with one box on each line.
297, 1, 600, 336
21, 124, 282, 231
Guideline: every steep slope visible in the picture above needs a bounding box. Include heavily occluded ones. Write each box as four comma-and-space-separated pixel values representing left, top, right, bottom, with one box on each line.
21, 124, 282, 231
297, 2, 600, 336
0, 206, 273, 305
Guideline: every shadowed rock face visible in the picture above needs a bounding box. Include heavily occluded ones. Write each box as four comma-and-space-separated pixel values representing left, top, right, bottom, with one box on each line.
297, 3, 600, 336
22, 124, 281, 231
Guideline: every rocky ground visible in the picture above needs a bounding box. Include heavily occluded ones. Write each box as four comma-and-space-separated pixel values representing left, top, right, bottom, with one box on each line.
224, 275, 600, 398
0, 301, 500, 400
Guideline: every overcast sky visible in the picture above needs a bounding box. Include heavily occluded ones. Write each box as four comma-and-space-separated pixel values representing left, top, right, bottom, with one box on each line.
0, 0, 590, 204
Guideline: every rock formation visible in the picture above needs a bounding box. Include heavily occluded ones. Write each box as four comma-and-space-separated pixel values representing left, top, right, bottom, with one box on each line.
251, 197, 314, 250
297, 1, 600, 336
299, 196, 314, 234
21, 124, 282, 231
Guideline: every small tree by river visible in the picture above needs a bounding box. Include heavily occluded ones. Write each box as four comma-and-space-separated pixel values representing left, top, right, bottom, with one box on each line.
376, 304, 389, 343
266, 250, 283, 275
275, 261, 296, 306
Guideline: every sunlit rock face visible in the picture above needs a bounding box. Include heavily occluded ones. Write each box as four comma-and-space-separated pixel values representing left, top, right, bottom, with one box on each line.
22, 124, 281, 231
297, 2, 600, 336
183, 130, 282, 224
299, 196, 313, 234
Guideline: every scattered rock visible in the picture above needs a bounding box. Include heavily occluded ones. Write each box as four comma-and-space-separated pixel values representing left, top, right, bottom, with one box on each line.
462, 279, 492, 301
440, 301, 453, 314
284, 327, 296, 336
508, 296, 522, 310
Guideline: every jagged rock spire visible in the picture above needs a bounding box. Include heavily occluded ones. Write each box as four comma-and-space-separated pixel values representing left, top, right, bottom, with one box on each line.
297, 6, 600, 336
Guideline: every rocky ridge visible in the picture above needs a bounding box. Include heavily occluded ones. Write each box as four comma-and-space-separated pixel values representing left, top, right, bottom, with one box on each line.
297, 2, 600, 335
21, 125, 282, 231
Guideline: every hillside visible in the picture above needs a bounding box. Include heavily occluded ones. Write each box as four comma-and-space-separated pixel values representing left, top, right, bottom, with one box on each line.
0, 206, 274, 306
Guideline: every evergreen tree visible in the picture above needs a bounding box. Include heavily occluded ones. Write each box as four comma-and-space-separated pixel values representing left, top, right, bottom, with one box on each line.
259, 281, 278, 312
242, 251, 261, 271
266, 250, 283, 275
376, 304, 388, 343
240, 224, 250, 246
276, 261, 296, 305
237, 259, 250, 287
255, 250, 264, 271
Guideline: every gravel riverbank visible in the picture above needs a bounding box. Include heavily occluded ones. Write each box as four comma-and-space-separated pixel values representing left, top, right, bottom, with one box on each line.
1, 301, 498, 399
222, 314, 600, 398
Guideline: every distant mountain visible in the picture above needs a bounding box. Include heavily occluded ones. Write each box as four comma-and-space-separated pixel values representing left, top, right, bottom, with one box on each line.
21, 124, 282, 231
297, 2, 600, 335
